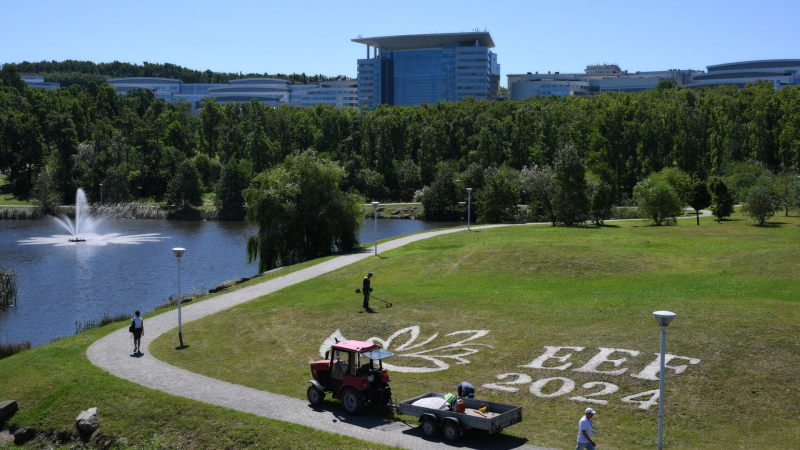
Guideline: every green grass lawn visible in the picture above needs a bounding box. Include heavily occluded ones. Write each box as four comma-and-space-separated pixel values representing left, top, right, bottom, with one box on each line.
0, 174, 32, 206
150, 212, 800, 450
0, 256, 392, 449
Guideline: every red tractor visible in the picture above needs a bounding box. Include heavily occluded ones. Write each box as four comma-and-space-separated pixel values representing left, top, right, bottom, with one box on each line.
307, 339, 394, 414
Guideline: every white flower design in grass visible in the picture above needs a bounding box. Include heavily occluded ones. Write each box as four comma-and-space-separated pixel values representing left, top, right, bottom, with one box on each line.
320, 326, 492, 373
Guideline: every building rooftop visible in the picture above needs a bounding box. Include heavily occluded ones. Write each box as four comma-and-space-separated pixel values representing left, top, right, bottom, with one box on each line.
229, 78, 291, 85
352, 31, 494, 50
707, 59, 800, 72
107, 77, 182, 83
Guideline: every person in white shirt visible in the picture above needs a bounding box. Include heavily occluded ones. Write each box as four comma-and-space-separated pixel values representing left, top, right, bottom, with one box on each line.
132, 310, 144, 353
575, 407, 597, 450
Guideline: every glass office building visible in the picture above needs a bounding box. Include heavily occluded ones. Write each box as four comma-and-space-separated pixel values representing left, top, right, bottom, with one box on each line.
107, 77, 357, 110
353, 32, 499, 108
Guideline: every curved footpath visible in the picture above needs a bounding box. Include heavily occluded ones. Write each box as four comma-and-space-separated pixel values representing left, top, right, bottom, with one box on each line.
88, 212, 711, 450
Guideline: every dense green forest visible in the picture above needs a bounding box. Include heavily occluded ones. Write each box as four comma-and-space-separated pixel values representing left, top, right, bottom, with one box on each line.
1, 63, 799, 221
11, 60, 349, 88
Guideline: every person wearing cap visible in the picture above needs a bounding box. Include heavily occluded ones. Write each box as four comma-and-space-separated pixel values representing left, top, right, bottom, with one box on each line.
575, 408, 597, 450
362, 272, 374, 310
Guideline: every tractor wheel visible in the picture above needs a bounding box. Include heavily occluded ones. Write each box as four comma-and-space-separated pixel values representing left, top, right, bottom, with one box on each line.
307, 385, 325, 406
340, 387, 365, 415
442, 421, 461, 442
421, 417, 438, 437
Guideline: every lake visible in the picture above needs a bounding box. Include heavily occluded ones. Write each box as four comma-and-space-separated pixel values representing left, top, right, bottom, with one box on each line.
0, 217, 464, 345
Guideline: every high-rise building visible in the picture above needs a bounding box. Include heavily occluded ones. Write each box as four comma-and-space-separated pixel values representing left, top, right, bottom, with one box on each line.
353, 32, 499, 108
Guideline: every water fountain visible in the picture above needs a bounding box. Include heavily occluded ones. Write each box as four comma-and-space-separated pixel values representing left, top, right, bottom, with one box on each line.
19, 188, 167, 246
54, 188, 99, 242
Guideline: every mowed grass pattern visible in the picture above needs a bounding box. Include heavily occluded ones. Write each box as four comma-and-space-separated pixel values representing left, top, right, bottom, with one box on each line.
152, 213, 800, 450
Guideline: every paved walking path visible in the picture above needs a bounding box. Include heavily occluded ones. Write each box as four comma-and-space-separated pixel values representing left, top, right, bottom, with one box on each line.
88, 212, 711, 449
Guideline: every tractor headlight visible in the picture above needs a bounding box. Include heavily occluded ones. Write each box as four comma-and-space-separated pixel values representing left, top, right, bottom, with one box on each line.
368, 375, 375, 382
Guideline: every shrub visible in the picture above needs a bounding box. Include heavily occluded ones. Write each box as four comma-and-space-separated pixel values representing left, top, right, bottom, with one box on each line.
634, 176, 683, 225
742, 179, 777, 226
0, 340, 31, 360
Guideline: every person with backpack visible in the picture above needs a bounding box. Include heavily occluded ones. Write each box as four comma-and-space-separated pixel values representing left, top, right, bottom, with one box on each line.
131, 310, 144, 353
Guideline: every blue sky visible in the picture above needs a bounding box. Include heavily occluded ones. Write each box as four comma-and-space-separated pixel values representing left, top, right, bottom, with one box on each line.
2, 0, 798, 87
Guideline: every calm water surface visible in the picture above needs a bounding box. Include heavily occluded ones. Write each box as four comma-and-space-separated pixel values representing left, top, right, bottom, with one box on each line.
0, 217, 463, 345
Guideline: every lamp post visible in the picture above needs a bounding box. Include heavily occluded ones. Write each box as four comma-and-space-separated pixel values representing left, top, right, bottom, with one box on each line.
653, 310, 676, 450
371, 202, 379, 256
173, 248, 186, 347
99, 184, 103, 206
466, 188, 473, 231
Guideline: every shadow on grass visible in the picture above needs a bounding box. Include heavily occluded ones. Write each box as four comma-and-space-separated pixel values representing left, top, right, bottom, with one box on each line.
175, 344, 191, 350
752, 222, 787, 228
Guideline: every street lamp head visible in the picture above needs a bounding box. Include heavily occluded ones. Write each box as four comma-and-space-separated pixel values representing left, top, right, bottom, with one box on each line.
172, 247, 186, 258
371, 201, 379, 209
653, 310, 676, 327
467, 188, 473, 194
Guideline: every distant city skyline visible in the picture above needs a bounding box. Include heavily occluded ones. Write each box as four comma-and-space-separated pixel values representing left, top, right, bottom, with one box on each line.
3, 0, 799, 87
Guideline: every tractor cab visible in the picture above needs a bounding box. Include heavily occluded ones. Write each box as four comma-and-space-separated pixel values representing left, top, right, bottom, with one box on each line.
308, 340, 394, 414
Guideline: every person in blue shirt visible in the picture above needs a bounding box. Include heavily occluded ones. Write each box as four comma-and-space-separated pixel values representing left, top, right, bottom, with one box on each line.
457, 381, 475, 398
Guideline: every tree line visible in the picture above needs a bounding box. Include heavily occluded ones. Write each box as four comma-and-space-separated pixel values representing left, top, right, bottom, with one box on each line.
1, 64, 800, 225
9, 60, 350, 88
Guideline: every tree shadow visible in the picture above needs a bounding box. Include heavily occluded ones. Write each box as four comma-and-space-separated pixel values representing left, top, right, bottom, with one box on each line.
753, 222, 786, 228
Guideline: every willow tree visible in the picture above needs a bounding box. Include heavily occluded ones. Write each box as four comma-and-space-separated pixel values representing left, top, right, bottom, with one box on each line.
245, 150, 363, 272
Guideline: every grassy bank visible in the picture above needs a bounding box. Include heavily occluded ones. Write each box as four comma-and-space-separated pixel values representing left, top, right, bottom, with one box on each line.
362, 203, 423, 219
151, 212, 800, 449
0, 175, 32, 206
0, 255, 391, 449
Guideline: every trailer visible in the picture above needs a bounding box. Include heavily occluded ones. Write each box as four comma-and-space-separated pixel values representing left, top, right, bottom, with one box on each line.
394, 392, 523, 442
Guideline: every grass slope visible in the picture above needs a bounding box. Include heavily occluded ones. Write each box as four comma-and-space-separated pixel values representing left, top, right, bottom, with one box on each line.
151, 212, 800, 450
0, 175, 31, 206
0, 256, 391, 449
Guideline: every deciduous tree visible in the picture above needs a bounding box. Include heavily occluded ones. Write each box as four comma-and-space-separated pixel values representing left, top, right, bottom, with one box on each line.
245, 150, 362, 272
634, 176, 683, 225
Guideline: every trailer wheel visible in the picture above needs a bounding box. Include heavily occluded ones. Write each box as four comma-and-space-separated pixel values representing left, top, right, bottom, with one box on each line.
421, 417, 438, 437
307, 385, 325, 406
442, 421, 461, 442
340, 387, 364, 414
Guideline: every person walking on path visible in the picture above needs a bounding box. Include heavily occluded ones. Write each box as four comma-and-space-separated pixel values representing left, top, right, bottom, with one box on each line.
362, 272, 374, 310
575, 408, 597, 450
132, 310, 144, 353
